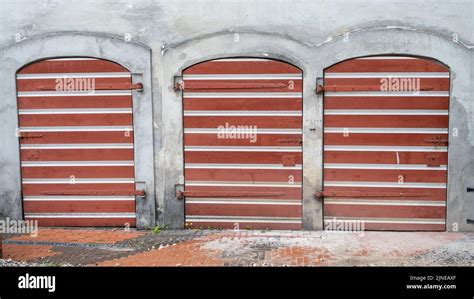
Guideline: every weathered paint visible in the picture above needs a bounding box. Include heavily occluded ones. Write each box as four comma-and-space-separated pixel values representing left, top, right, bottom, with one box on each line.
182, 58, 303, 229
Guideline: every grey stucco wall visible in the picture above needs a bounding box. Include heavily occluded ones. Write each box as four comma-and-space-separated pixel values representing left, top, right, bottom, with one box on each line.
0, 0, 473, 231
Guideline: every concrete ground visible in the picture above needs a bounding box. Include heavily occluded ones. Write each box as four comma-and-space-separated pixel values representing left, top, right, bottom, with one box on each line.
1, 229, 473, 267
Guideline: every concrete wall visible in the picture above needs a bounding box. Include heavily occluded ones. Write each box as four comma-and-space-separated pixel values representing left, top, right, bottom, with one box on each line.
0, 0, 473, 231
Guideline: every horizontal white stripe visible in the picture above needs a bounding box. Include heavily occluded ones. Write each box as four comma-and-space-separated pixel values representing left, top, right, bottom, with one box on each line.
19, 126, 133, 132
184, 110, 301, 116
324, 145, 447, 152
185, 181, 301, 188
185, 216, 301, 224
21, 143, 133, 149
185, 128, 301, 134
23, 196, 135, 201
18, 90, 132, 97
324, 163, 446, 170
186, 199, 301, 205
22, 161, 134, 167
183, 74, 301, 80
325, 72, 449, 78
24, 213, 136, 219
355, 56, 418, 60
324, 109, 448, 116
324, 217, 445, 225
185, 163, 302, 170
19, 108, 132, 115
324, 199, 445, 207
211, 58, 275, 62
324, 127, 448, 134
22, 178, 134, 184
323, 181, 446, 189
17, 72, 131, 79
184, 146, 301, 152
183, 92, 301, 98
324, 91, 449, 97
45, 58, 99, 61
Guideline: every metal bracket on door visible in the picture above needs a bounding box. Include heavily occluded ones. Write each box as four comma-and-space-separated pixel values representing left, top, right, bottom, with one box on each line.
41, 190, 146, 197
35, 82, 143, 91
316, 84, 434, 94
176, 190, 285, 200
315, 190, 431, 199
175, 81, 288, 91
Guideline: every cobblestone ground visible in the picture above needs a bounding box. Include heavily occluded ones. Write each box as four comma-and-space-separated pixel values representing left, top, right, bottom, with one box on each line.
1, 229, 473, 267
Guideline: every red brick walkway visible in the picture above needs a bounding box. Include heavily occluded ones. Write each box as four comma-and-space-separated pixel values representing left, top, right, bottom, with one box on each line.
1, 229, 473, 266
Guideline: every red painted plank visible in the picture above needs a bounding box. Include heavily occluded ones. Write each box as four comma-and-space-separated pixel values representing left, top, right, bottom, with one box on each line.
324, 78, 449, 91
21, 166, 135, 179
22, 183, 135, 196
322, 186, 446, 201
185, 151, 302, 164
323, 151, 447, 164
18, 59, 129, 74
185, 203, 301, 217
184, 116, 301, 128
184, 133, 301, 146
325, 221, 445, 231
24, 200, 135, 213
184, 98, 302, 111
18, 96, 132, 109
324, 204, 445, 219
184, 186, 302, 200
326, 58, 448, 73
184, 60, 301, 75
30, 218, 136, 227
16, 77, 130, 92
21, 149, 134, 161
19, 114, 132, 127
183, 79, 302, 93
324, 115, 448, 128
185, 168, 302, 182
324, 169, 446, 183
324, 133, 448, 146
324, 96, 449, 110
20, 131, 134, 144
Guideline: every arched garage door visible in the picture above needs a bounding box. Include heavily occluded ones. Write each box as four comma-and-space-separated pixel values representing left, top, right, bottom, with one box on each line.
181, 58, 303, 230
321, 56, 450, 231
17, 57, 141, 227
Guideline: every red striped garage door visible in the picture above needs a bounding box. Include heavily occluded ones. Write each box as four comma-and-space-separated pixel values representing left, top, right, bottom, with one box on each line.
181, 58, 303, 230
322, 56, 450, 231
17, 57, 138, 227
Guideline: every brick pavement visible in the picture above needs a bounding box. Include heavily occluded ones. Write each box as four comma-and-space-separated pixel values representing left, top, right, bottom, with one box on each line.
1, 228, 473, 266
